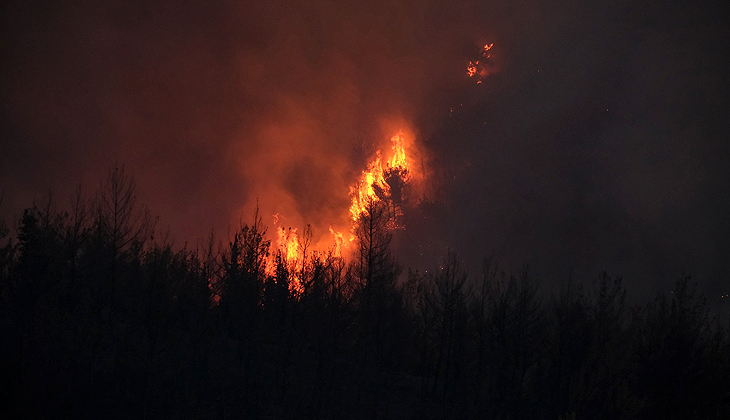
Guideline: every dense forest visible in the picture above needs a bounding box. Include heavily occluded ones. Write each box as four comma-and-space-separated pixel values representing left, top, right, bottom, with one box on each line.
1, 167, 728, 419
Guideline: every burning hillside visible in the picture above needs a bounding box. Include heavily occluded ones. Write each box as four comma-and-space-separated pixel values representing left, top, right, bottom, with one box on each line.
266, 127, 425, 294
259, 41, 498, 294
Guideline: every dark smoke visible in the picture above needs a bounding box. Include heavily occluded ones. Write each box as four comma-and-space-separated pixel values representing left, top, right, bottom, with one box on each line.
1, 0, 728, 299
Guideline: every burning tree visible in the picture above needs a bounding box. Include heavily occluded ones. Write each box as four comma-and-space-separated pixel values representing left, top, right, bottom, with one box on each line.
349, 131, 415, 231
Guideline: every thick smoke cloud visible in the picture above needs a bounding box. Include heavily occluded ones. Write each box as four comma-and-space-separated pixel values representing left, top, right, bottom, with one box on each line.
1, 1, 728, 298
1, 0, 493, 239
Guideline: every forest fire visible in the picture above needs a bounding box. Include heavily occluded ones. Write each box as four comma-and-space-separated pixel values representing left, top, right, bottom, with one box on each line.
5, 0, 729, 416
254, 44, 492, 296
349, 131, 412, 224
267, 129, 420, 294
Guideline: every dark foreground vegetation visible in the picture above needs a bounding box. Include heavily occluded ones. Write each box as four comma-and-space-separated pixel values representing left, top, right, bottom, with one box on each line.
1, 167, 728, 419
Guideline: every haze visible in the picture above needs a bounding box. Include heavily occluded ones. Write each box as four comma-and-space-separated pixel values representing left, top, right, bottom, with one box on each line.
1, 0, 728, 298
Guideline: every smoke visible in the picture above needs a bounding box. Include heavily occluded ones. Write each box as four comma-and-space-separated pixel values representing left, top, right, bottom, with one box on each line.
0, 0, 494, 240
227, 0, 499, 247
1, 0, 728, 298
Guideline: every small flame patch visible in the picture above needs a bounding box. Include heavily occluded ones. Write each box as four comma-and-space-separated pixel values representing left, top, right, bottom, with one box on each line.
467, 43, 495, 84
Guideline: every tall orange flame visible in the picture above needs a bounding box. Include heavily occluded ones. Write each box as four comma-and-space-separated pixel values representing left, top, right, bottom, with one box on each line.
277, 227, 300, 265
329, 226, 345, 257
264, 220, 306, 295
264, 129, 419, 293
349, 131, 411, 223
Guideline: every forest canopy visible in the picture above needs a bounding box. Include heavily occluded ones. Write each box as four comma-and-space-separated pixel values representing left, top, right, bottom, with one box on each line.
0, 167, 728, 419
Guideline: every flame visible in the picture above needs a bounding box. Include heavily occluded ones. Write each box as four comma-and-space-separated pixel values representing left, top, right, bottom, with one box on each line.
349, 152, 385, 221
265, 215, 306, 294
260, 128, 421, 296
329, 226, 345, 257
467, 43, 495, 83
467, 61, 478, 77
388, 131, 408, 168
277, 227, 305, 294
349, 131, 411, 224
278, 227, 300, 264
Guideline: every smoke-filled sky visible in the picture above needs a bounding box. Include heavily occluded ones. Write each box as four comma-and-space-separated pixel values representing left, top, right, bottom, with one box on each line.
2, 0, 728, 298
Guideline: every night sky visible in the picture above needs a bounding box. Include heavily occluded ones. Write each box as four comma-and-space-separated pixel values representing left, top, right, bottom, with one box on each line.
1, 0, 728, 299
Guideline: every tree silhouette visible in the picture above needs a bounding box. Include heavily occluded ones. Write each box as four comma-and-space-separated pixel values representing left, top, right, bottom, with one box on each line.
1, 168, 729, 419
350, 196, 406, 418
93, 164, 153, 259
